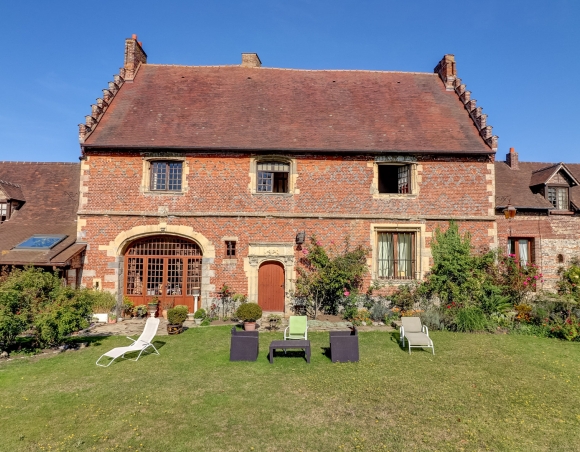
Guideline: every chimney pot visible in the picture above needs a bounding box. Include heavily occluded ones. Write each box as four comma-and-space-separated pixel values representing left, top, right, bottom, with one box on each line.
506, 147, 519, 170
241, 53, 262, 68
132, 34, 137, 40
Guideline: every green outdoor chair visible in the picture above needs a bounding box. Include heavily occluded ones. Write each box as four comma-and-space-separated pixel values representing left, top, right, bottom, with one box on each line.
284, 315, 308, 341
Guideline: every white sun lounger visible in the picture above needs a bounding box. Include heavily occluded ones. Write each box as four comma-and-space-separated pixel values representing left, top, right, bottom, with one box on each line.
400, 317, 435, 355
96, 317, 160, 367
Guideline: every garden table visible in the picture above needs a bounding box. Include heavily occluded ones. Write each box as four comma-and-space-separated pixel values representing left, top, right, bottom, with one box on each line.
269, 340, 311, 363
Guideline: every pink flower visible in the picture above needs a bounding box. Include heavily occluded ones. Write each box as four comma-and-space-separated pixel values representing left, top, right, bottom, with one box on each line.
344, 291, 350, 297
316, 241, 321, 246
534, 275, 538, 280
302, 249, 309, 255
523, 282, 528, 286
509, 254, 516, 258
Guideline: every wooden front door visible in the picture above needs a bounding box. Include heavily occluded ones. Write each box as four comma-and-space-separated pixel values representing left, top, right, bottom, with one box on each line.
124, 236, 202, 313
258, 261, 285, 312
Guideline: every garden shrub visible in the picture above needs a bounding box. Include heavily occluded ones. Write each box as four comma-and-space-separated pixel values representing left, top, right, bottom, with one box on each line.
0, 269, 101, 349
235, 302, 262, 322
193, 308, 206, 319
420, 308, 446, 331
455, 306, 488, 332
167, 306, 188, 325
294, 236, 369, 318
369, 302, 390, 322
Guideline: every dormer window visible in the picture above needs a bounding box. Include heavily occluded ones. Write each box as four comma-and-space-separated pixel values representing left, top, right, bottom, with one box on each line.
547, 186, 568, 210
0, 202, 7, 222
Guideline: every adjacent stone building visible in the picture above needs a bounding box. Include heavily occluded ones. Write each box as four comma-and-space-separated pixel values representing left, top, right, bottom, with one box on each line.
495, 148, 580, 289
76, 36, 498, 314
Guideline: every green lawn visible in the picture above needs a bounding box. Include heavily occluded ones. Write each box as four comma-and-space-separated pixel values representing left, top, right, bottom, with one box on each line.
1, 327, 579, 452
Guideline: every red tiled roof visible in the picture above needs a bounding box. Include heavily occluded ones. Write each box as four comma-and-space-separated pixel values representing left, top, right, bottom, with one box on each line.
495, 161, 580, 210
0, 162, 80, 266
84, 65, 492, 154
0, 179, 25, 201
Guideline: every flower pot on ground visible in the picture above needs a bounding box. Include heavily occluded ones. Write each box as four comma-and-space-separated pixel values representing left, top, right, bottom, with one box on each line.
193, 308, 206, 326
122, 298, 135, 320
147, 298, 159, 317
108, 314, 117, 324
166, 305, 188, 334
235, 303, 263, 331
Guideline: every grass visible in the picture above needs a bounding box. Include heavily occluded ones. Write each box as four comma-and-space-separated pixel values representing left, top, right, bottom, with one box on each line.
1, 327, 580, 452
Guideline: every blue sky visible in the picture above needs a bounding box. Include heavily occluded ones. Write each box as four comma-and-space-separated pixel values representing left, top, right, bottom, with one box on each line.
0, 0, 579, 163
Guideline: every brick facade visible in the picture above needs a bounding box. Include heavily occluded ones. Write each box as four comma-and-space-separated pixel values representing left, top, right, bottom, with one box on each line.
79, 152, 495, 311
497, 213, 580, 290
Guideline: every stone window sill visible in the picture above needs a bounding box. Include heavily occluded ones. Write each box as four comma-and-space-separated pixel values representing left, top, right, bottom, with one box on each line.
549, 210, 574, 215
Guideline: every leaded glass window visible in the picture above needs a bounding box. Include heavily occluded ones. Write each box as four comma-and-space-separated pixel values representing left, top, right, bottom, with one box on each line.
151, 161, 182, 191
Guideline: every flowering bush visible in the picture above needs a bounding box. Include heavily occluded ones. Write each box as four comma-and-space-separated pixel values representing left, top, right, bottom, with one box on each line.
294, 235, 369, 319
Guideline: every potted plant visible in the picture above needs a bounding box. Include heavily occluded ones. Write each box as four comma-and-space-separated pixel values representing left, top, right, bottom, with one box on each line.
193, 308, 206, 326
108, 313, 117, 324
122, 298, 135, 320
166, 305, 189, 335
161, 300, 174, 320
235, 303, 263, 331
135, 304, 148, 318
147, 297, 159, 317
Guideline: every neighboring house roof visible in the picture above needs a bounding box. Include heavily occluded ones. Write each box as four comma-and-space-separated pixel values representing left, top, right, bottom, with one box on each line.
0, 162, 84, 267
495, 161, 580, 210
529, 163, 579, 187
83, 64, 493, 154
0, 179, 25, 202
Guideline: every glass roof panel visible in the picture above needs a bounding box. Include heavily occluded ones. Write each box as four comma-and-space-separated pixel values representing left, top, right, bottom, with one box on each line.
14, 235, 67, 250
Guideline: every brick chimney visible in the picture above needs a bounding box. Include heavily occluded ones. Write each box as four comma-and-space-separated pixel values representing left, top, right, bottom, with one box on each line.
123, 34, 147, 81
434, 54, 456, 91
506, 147, 519, 170
241, 53, 261, 68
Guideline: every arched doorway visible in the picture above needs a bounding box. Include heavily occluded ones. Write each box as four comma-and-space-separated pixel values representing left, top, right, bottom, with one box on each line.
258, 261, 285, 312
124, 236, 202, 312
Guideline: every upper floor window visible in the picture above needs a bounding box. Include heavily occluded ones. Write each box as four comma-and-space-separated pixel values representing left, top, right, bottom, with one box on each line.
0, 202, 7, 222
378, 164, 411, 194
151, 161, 182, 191
257, 162, 289, 193
377, 231, 416, 280
547, 186, 568, 210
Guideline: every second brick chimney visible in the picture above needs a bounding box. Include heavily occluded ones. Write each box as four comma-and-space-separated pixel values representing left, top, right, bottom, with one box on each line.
506, 147, 519, 170
124, 34, 147, 81
241, 53, 261, 68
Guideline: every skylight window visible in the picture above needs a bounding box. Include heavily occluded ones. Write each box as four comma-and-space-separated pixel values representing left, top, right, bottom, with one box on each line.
14, 235, 67, 250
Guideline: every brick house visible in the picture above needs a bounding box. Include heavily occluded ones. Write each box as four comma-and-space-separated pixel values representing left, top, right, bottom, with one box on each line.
495, 148, 580, 289
76, 36, 498, 314
0, 162, 85, 286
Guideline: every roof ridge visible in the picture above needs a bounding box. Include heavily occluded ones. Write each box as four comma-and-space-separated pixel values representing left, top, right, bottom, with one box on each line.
435, 55, 498, 151
0, 179, 21, 187
145, 63, 436, 75
531, 162, 561, 173
0, 161, 78, 165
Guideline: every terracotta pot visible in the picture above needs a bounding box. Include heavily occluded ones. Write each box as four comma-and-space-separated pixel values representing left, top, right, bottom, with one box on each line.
162, 309, 168, 320
108, 318, 117, 324
244, 321, 256, 331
